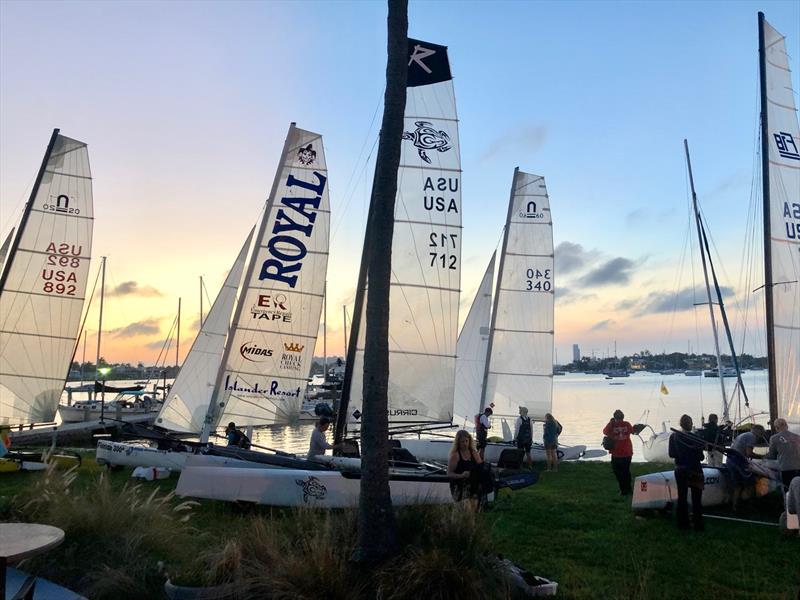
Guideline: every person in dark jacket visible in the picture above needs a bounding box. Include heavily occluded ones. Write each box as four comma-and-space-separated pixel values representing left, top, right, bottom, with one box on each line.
700, 413, 723, 467
668, 414, 705, 531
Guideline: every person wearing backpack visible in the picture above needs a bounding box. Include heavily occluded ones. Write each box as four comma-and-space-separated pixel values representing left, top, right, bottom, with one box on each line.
543, 413, 561, 472
514, 406, 533, 467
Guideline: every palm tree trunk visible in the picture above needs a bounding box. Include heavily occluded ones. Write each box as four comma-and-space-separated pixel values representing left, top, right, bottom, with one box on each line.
353, 0, 408, 562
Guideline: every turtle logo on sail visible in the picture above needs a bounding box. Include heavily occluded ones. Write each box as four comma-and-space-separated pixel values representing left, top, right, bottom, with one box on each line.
297, 144, 317, 165
295, 476, 327, 503
403, 121, 451, 164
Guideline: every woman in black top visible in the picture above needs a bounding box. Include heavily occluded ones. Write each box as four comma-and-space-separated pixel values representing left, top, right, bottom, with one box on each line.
668, 414, 706, 531
448, 429, 484, 510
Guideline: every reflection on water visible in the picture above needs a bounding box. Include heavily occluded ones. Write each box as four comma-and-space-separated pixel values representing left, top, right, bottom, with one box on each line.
70, 372, 770, 463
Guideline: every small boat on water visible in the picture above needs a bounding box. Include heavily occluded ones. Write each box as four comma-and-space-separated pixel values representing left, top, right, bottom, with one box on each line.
703, 367, 739, 378
58, 389, 161, 423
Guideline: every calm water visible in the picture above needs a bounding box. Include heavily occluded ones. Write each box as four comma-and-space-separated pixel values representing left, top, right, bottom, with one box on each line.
69, 371, 770, 462
249, 371, 771, 462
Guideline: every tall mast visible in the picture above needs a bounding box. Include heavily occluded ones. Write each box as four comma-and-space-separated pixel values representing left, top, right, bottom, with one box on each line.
199, 276, 204, 327
200, 123, 297, 443
334, 158, 379, 444
323, 280, 327, 382
479, 167, 518, 412
758, 12, 778, 423
95, 256, 107, 374
176, 297, 181, 366
684, 140, 728, 420
0, 129, 60, 293
342, 305, 348, 357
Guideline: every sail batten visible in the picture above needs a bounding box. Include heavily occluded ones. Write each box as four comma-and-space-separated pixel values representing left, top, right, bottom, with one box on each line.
346, 39, 461, 427
0, 131, 94, 424
761, 16, 800, 429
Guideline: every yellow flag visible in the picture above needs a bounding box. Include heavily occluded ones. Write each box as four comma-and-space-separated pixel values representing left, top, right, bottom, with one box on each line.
660, 381, 669, 395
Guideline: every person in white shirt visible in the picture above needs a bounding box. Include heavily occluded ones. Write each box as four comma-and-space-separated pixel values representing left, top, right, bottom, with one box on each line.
307, 417, 338, 460
476, 407, 492, 459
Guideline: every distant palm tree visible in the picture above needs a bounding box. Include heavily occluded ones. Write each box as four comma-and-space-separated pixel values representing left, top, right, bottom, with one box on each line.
353, 0, 408, 562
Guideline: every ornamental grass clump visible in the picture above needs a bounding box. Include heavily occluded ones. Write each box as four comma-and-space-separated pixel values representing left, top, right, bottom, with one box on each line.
12, 465, 198, 600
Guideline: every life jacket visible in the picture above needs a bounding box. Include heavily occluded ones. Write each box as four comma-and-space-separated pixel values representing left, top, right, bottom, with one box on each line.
517, 417, 532, 444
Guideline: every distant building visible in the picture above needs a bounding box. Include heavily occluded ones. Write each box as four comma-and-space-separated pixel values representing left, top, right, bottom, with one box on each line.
572, 344, 580, 362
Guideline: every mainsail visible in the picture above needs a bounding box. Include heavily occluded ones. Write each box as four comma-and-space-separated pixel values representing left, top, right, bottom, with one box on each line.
481, 169, 554, 421
156, 230, 253, 433
760, 15, 800, 429
0, 130, 94, 423
213, 124, 330, 427
452, 253, 495, 428
346, 39, 461, 426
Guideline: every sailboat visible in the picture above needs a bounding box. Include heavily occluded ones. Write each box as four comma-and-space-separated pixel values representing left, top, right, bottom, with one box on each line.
1, 130, 94, 425
97, 123, 332, 471
400, 169, 588, 464
633, 12, 796, 509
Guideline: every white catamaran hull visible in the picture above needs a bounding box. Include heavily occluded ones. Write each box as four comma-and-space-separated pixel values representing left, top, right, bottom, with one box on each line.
632, 464, 780, 510
175, 466, 454, 507
399, 438, 587, 464
96, 441, 191, 470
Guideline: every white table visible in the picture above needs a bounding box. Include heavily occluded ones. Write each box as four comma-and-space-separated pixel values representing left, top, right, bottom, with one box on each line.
0, 523, 64, 599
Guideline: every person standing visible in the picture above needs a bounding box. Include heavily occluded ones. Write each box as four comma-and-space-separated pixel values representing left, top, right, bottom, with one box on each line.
669, 415, 705, 531
543, 413, 560, 472
476, 407, 493, 460
603, 409, 634, 495
765, 418, 800, 489
514, 407, 533, 467
307, 417, 341, 460
700, 413, 723, 467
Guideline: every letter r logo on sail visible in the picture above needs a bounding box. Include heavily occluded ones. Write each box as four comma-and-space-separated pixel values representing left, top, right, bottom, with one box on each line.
409, 44, 435, 74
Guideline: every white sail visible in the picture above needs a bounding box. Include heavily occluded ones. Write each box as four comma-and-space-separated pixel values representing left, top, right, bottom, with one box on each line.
482, 170, 553, 421
452, 253, 495, 428
349, 39, 461, 425
0, 228, 14, 273
763, 18, 800, 429
155, 230, 253, 433
0, 131, 93, 423
215, 125, 330, 427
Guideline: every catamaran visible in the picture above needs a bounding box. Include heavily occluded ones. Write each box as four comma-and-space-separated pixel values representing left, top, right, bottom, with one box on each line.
97, 123, 331, 471
398, 169, 589, 464
1, 129, 93, 471
633, 12, 797, 510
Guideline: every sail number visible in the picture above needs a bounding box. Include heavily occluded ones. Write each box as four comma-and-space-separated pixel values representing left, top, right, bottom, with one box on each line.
526, 268, 551, 292
429, 232, 458, 270
40, 241, 82, 296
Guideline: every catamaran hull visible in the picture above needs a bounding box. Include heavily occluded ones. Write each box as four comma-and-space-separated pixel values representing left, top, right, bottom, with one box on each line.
176, 466, 454, 507
398, 438, 587, 464
632, 465, 780, 510
96, 440, 191, 470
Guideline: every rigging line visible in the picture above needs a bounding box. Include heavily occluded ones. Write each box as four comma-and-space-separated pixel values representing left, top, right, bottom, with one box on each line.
330, 135, 379, 242
67, 262, 102, 370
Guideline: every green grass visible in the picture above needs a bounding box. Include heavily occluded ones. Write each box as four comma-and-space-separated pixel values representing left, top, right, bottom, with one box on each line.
2, 455, 798, 599
486, 462, 799, 600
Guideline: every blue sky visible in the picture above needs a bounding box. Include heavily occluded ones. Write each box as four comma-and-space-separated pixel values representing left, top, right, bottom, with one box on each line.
1, 0, 798, 363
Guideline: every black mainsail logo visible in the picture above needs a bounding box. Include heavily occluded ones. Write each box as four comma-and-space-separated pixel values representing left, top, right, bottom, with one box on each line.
403, 121, 451, 164
297, 143, 317, 165
407, 38, 451, 87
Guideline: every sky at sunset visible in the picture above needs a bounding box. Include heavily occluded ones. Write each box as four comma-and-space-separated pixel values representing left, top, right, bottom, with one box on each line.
1, 0, 798, 366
